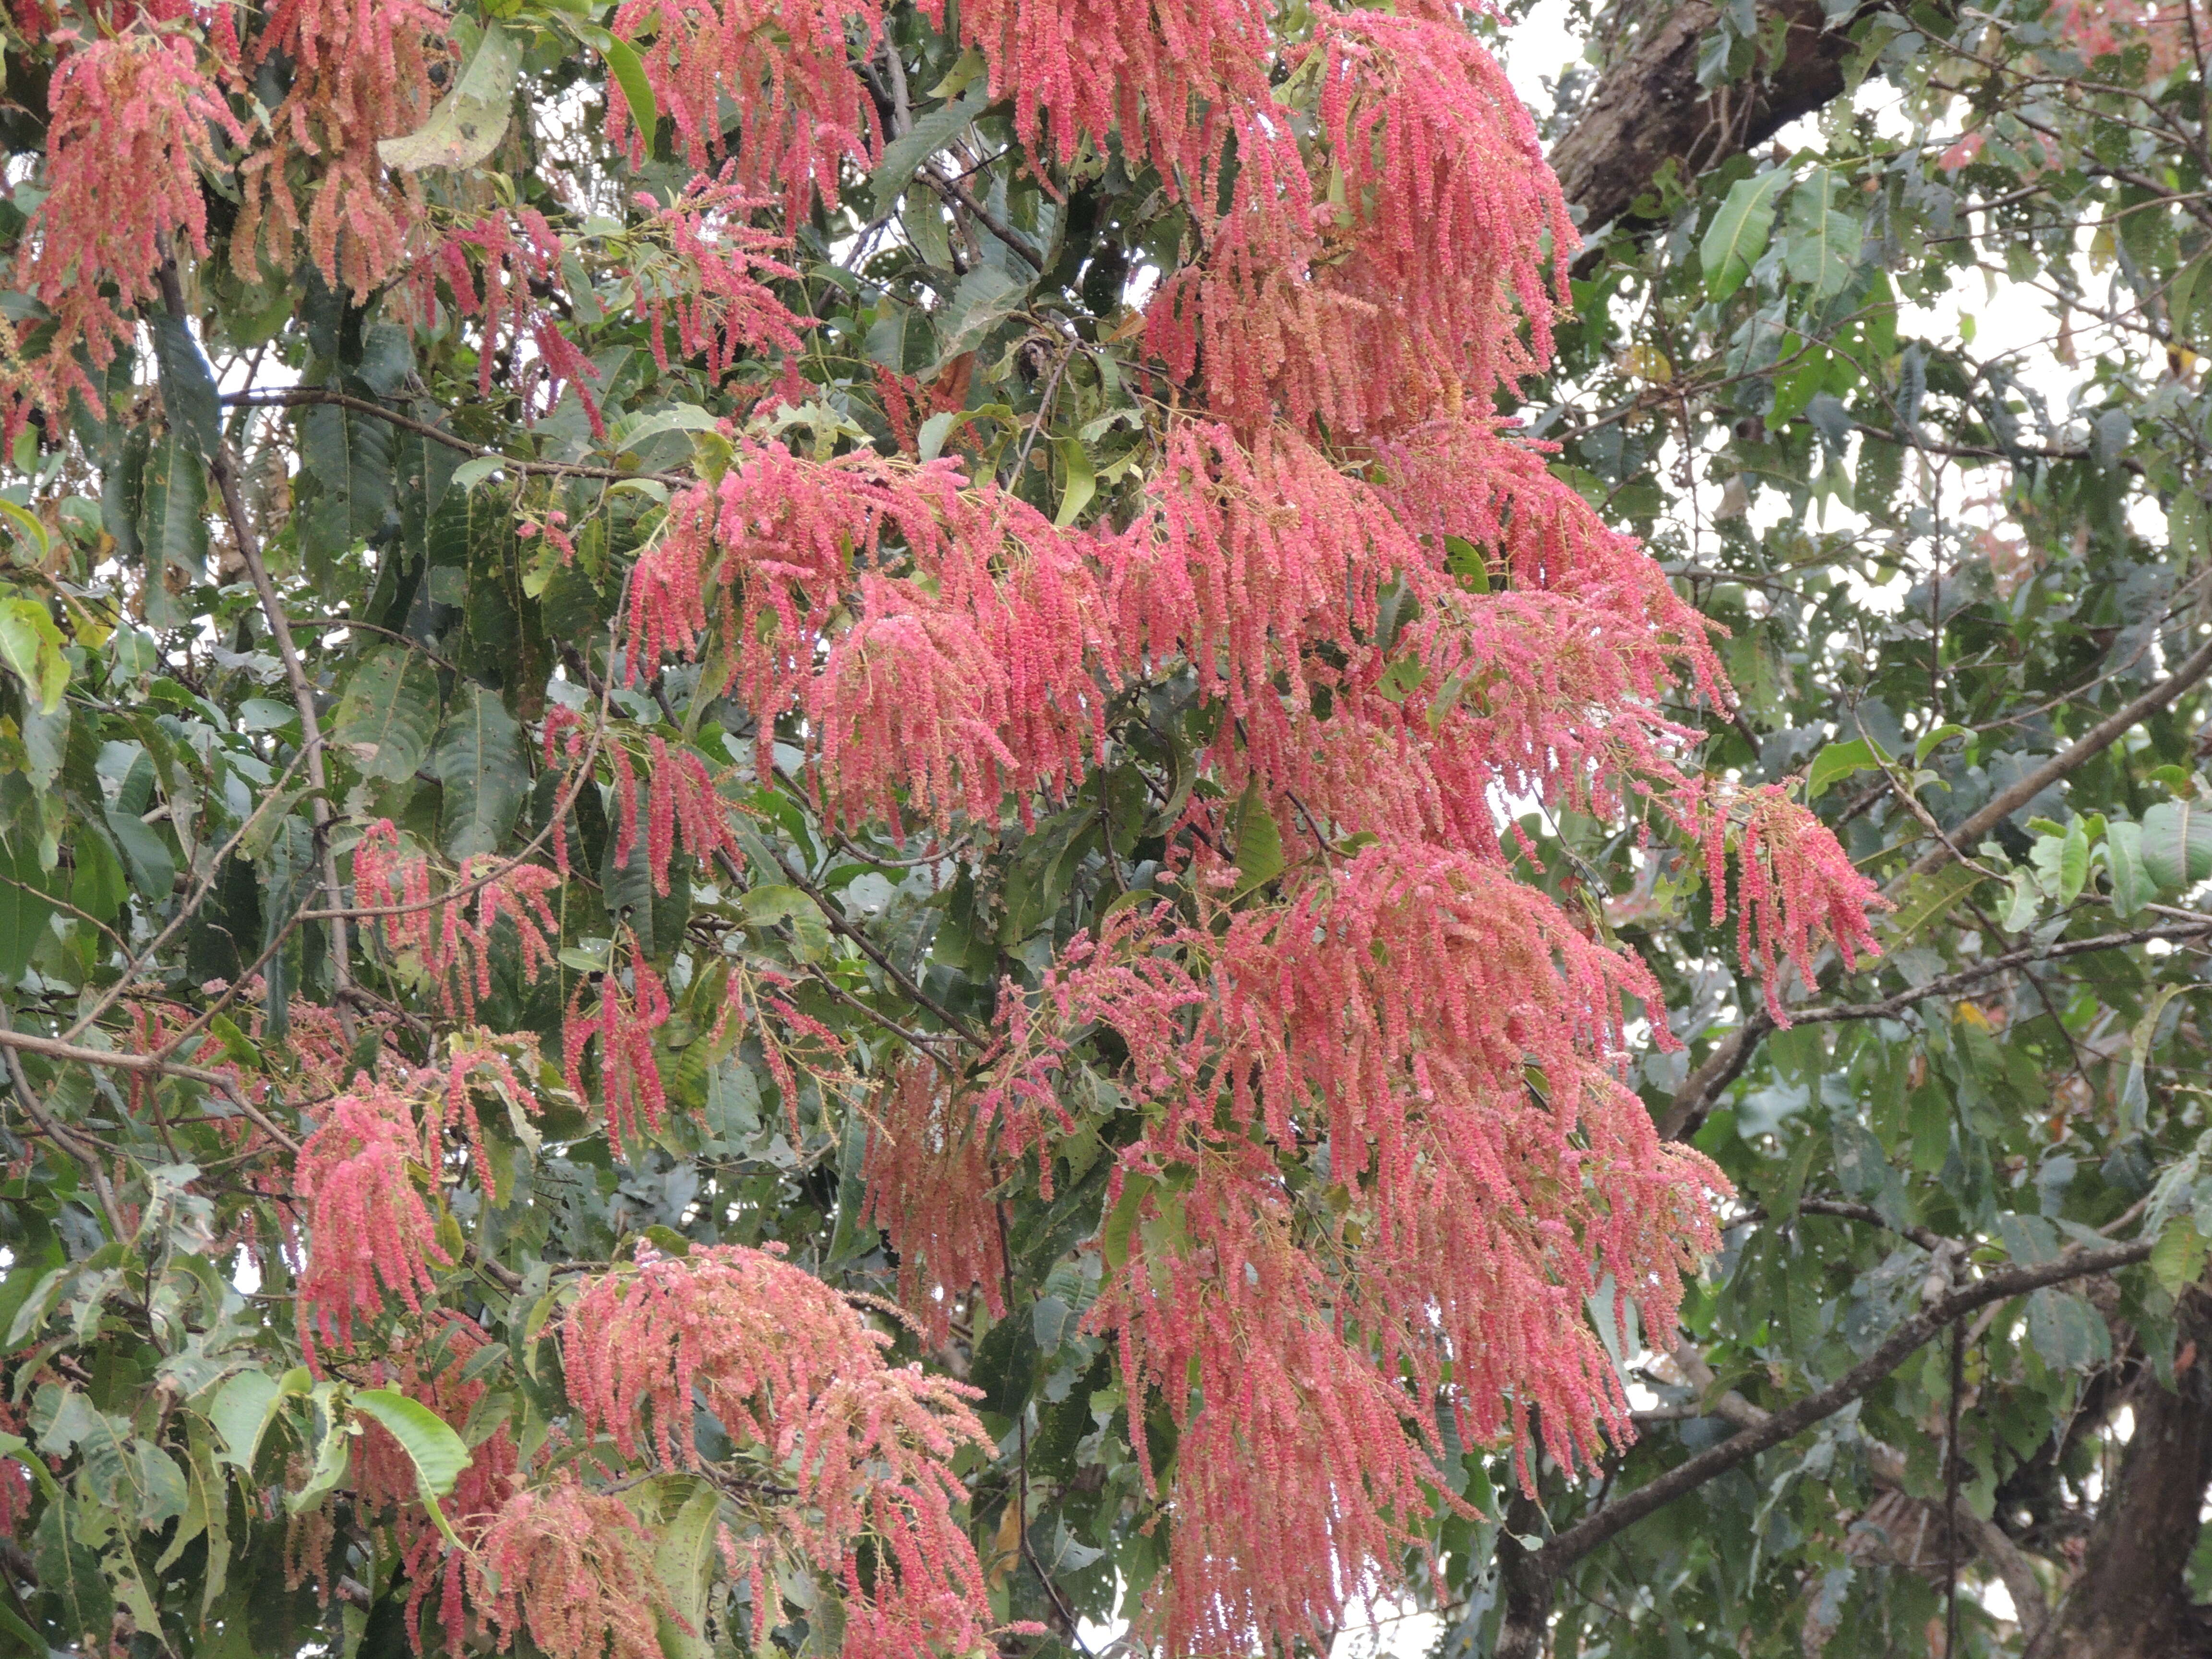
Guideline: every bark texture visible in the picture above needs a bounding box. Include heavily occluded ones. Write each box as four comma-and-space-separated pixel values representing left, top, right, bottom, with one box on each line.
2033, 1294, 2212, 1659
1546, 0, 1859, 229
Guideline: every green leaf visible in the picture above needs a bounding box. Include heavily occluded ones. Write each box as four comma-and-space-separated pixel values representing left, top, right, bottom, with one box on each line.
2106, 819, 2151, 915
34, 1492, 112, 1646
2151, 1214, 2208, 1295
333, 646, 441, 782
1442, 534, 1491, 593
430, 684, 529, 858
150, 314, 223, 463
1884, 863, 1984, 940
928, 265, 1029, 374
0, 599, 67, 715
1782, 169, 1862, 298
1914, 722, 1972, 766
740, 883, 832, 961
1806, 737, 1881, 798
102, 799, 176, 905
1099, 1177, 1151, 1273
137, 424, 209, 628
207, 1368, 307, 1471
2057, 817, 2091, 903
352, 1388, 472, 1524
285, 1388, 355, 1515
0, 824, 61, 982
2026, 1286, 2110, 1372
603, 35, 656, 155
650, 1479, 722, 1659
868, 81, 995, 208
608, 403, 718, 456
1701, 170, 1790, 301
2140, 798, 2212, 890
1053, 437, 1095, 528
68, 820, 125, 922
297, 401, 396, 569
1228, 778, 1286, 900
2121, 983, 2194, 1126
376, 20, 522, 172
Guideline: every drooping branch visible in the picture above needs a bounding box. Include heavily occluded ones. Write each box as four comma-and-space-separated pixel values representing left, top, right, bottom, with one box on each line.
1494, 1238, 2157, 1657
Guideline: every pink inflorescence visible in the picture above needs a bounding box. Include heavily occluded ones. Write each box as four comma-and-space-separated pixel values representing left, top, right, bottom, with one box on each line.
294, 1082, 450, 1368
562, 1244, 999, 1659
352, 822, 562, 1021
465, 1475, 670, 1659
6, 28, 245, 426
1702, 782, 1890, 1019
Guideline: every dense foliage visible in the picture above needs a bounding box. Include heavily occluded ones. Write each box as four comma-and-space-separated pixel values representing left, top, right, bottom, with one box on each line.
1473, 0, 2212, 1651
5, 0, 2212, 1647
0, 2, 1891, 1659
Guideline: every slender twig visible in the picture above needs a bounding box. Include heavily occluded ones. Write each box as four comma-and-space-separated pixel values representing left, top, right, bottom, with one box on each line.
221, 388, 689, 487
0, 1027, 301, 1154
156, 250, 357, 1045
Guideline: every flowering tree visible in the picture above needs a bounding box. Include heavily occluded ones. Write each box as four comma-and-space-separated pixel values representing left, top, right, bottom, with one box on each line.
0, 0, 1959, 1655
1405, 0, 2212, 1649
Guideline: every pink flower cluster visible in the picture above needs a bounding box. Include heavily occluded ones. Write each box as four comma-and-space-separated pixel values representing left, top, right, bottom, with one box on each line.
351, 822, 562, 1022
562, 1244, 999, 1659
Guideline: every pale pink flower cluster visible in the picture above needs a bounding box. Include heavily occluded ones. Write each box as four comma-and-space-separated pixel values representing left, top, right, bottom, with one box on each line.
562, 1244, 1000, 1659
352, 821, 562, 1021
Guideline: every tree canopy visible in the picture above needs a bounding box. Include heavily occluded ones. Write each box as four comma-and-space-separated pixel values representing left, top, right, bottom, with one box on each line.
0, 0, 2209, 1653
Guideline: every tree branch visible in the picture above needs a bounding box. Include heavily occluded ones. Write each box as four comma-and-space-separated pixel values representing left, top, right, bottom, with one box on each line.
1905, 629, 2212, 879
1531, 1239, 2153, 1576
221, 388, 688, 487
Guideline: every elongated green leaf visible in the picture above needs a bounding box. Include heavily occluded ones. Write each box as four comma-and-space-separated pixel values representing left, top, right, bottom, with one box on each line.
0, 598, 67, 714
284, 1388, 354, 1515
1883, 862, 1984, 940
137, 425, 209, 628
34, 1492, 112, 1645
1053, 436, 1095, 527
102, 799, 176, 905
869, 81, 995, 207
928, 265, 1029, 373
651, 1479, 722, 1659
1229, 777, 1286, 900
352, 1388, 471, 1498
431, 684, 530, 858
150, 314, 222, 462
0, 825, 60, 982
333, 647, 441, 781
1701, 170, 1790, 301
604, 36, 657, 154
2107, 818, 2151, 915
377, 21, 522, 172
1782, 169, 1862, 298
298, 401, 396, 569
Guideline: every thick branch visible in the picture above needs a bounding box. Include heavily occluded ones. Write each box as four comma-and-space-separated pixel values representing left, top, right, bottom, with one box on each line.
1547, 0, 1866, 231
1906, 629, 2212, 878
1533, 1239, 2152, 1575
